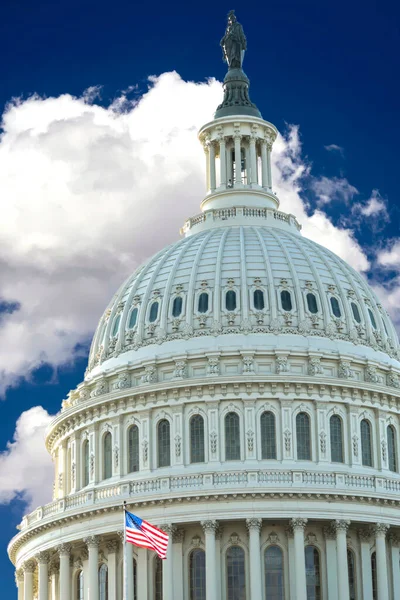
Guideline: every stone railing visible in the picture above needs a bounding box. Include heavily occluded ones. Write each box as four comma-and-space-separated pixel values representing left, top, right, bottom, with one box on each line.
19, 468, 400, 532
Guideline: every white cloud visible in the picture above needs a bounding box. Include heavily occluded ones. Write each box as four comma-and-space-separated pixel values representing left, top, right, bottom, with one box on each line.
0, 406, 54, 510
353, 189, 388, 220
324, 143, 344, 155
312, 176, 359, 206
0, 71, 381, 395
378, 240, 400, 267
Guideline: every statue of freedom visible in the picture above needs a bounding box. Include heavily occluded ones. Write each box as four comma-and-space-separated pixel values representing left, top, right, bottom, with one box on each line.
220, 10, 247, 69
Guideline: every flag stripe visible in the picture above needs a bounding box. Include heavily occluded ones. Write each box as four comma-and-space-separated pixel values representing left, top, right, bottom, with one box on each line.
125, 511, 169, 559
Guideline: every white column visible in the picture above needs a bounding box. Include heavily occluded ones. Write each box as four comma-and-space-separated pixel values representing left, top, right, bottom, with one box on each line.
16, 569, 24, 600
389, 534, 400, 600
227, 145, 233, 187
323, 526, 338, 600
107, 541, 118, 600
374, 524, 390, 600
291, 518, 307, 600
266, 141, 272, 190
234, 135, 242, 185
202, 520, 218, 599
57, 544, 71, 600
23, 561, 35, 600
84, 536, 99, 600
37, 553, 49, 600
204, 144, 210, 191
333, 520, 350, 600
57, 442, 67, 498
249, 136, 258, 184
137, 547, 148, 600
219, 138, 227, 187
125, 539, 134, 600
209, 143, 216, 192
162, 525, 175, 600
173, 529, 184, 600
359, 529, 373, 600
261, 141, 268, 188
246, 518, 262, 600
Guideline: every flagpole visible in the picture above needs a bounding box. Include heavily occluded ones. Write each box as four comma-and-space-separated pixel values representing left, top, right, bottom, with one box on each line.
123, 501, 128, 600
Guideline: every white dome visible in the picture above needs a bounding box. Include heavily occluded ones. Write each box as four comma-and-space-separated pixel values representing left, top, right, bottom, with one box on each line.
87, 215, 399, 379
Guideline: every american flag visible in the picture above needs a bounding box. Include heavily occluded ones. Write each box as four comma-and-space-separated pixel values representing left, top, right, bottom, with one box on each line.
125, 511, 169, 559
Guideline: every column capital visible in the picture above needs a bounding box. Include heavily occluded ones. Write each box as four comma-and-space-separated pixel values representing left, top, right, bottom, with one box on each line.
56, 542, 72, 556
83, 535, 100, 549
48, 561, 60, 577
246, 518, 262, 533
388, 533, 400, 547
201, 519, 219, 534
333, 519, 350, 533
36, 551, 50, 564
15, 568, 24, 584
290, 517, 308, 531
23, 560, 36, 573
323, 525, 336, 540
374, 523, 390, 537
161, 524, 176, 536
358, 527, 372, 542
106, 540, 119, 553
172, 528, 185, 544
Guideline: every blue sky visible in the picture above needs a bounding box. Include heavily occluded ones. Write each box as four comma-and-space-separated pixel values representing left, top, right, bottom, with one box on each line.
1, 0, 399, 594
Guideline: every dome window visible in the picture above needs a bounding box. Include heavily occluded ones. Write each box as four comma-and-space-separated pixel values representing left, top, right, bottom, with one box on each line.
225, 290, 237, 311
330, 296, 341, 318
149, 301, 159, 323
172, 296, 183, 318
254, 289, 265, 310
382, 319, 389, 336
306, 293, 318, 314
198, 292, 209, 314
112, 315, 121, 337
368, 309, 377, 329
351, 302, 361, 323
281, 290, 292, 311
128, 307, 138, 329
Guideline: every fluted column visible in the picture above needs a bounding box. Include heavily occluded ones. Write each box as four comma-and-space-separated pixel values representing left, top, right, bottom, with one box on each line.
16, 569, 24, 600
389, 534, 400, 599
204, 143, 210, 192
249, 136, 258, 184
57, 544, 71, 600
162, 524, 175, 600
266, 140, 272, 190
358, 529, 373, 600
219, 138, 227, 187
333, 520, 350, 600
261, 141, 268, 188
137, 547, 148, 600
374, 524, 390, 600
172, 529, 185, 600
125, 538, 134, 600
84, 536, 99, 600
323, 526, 338, 600
246, 518, 262, 600
291, 518, 307, 600
202, 520, 218, 600
37, 552, 49, 600
209, 143, 216, 192
23, 561, 35, 600
107, 541, 118, 600
234, 134, 242, 185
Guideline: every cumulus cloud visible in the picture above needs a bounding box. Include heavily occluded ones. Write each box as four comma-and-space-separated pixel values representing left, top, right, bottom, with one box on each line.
0, 70, 380, 395
0, 406, 54, 510
378, 240, 400, 267
311, 176, 359, 206
324, 143, 344, 155
352, 189, 389, 221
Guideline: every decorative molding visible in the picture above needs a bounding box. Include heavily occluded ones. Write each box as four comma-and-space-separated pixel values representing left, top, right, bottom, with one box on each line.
246, 518, 262, 533
201, 520, 219, 534
83, 536, 100, 549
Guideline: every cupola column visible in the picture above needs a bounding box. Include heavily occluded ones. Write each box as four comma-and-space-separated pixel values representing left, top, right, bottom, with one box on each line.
234, 133, 242, 185
23, 561, 35, 600
261, 140, 268, 188
202, 520, 218, 599
209, 143, 216, 192
266, 140, 273, 190
249, 134, 258, 185
16, 569, 24, 600
246, 518, 262, 600
37, 552, 49, 600
333, 520, 350, 600
291, 518, 307, 600
218, 137, 227, 187
57, 544, 71, 600
84, 536, 100, 600
204, 143, 210, 192
374, 524, 390, 600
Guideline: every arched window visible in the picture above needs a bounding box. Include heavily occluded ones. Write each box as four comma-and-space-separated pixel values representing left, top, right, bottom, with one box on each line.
154, 556, 163, 600
265, 546, 284, 600
77, 571, 84, 600
103, 432, 112, 480
371, 552, 377, 600
190, 415, 205, 463
149, 302, 159, 323
198, 293, 209, 313
226, 290, 237, 311
254, 289, 265, 310
306, 293, 318, 314
296, 412, 311, 460
347, 549, 356, 600
330, 296, 341, 318
157, 419, 170, 468
99, 564, 108, 600
112, 314, 121, 337
83, 440, 90, 487
305, 546, 321, 600
226, 546, 246, 600
128, 425, 139, 473
172, 296, 183, 317
382, 319, 389, 336
387, 425, 397, 472
128, 307, 138, 329
330, 415, 344, 463
225, 412, 240, 460
189, 548, 206, 600
360, 419, 373, 467
260, 411, 277, 459
368, 309, 377, 329
351, 302, 361, 323
281, 290, 292, 311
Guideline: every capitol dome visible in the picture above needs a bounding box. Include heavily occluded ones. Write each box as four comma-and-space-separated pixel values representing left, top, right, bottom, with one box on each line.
9, 11, 400, 600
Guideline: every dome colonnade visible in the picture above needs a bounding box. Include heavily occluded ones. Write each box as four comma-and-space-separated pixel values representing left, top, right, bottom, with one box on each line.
8, 10, 400, 600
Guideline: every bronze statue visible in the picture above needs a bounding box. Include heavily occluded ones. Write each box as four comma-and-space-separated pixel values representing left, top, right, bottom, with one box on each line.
220, 10, 247, 69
